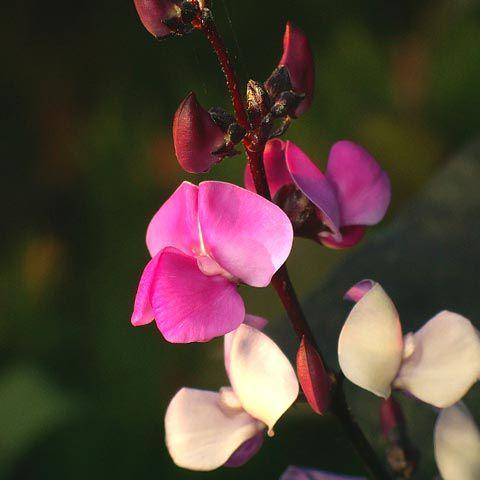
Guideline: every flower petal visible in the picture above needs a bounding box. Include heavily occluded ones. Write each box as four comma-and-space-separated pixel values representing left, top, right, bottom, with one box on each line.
244, 139, 292, 198
198, 181, 293, 287
281, 466, 365, 480
279, 21, 315, 117
165, 388, 263, 471
228, 324, 299, 431
394, 311, 480, 408
326, 141, 391, 227
224, 431, 265, 468
344, 279, 376, 303
285, 142, 341, 237
146, 181, 200, 258
320, 225, 366, 250
338, 284, 403, 398
151, 247, 245, 343
434, 403, 480, 480
131, 253, 161, 326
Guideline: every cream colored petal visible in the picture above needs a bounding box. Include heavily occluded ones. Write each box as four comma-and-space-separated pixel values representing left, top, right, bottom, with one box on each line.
394, 311, 480, 407
434, 403, 480, 480
165, 388, 263, 471
338, 283, 403, 398
228, 324, 299, 431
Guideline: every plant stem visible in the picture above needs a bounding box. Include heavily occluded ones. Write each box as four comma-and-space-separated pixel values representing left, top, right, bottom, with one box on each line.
197, 14, 392, 480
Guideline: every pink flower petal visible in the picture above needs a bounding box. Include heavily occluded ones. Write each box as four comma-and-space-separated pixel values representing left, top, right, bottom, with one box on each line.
285, 142, 341, 237
131, 253, 161, 327
279, 22, 315, 117
133, 0, 178, 38
320, 225, 366, 250
326, 141, 391, 227
344, 279, 376, 303
146, 181, 200, 258
151, 247, 245, 343
173, 93, 226, 173
281, 466, 365, 480
244, 139, 292, 198
198, 181, 293, 288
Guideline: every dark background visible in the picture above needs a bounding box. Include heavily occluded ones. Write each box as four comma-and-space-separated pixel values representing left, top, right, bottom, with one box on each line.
2, 1, 480, 478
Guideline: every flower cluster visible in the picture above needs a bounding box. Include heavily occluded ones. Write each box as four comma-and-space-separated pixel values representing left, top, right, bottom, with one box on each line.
131, 2, 480, 479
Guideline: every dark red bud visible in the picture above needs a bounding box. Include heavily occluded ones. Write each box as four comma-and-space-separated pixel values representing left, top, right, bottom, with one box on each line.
296, 336, 331, 415
134, 0, 180, 38
380, 397, 405, 439
279, 21, 315, 117
173, 92, 225, 173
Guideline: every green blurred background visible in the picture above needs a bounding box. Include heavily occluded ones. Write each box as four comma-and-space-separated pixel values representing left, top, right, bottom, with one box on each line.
2, 0, 480, 478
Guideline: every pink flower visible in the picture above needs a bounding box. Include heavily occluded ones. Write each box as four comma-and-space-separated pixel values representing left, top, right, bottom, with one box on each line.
279, 22, 315, 117
281, 466, 365, 480
164, 321, 299, 471
131, 181, 293, 343
245, 139, 391, 249
338, 281, 480, 407
434, 402, 480, 480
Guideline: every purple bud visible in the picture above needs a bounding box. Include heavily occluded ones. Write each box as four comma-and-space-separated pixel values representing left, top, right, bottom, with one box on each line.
173, 92, 225, 173
279, 22, 315, 117
296, 336, 331, 415
380, 397, 405, 439
133, 0, 179, 38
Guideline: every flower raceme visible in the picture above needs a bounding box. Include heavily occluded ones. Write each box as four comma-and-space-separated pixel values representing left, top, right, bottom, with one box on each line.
131, 181, 293, 343
245, 140, 391, 249
338, 281, 480, 407
165, 319, 299, 471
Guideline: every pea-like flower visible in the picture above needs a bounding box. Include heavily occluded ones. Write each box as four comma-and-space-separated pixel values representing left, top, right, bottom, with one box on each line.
281, 466, 365, 479
245, 139, 390, 249
338, 281, 480, 407
434, 402, 480, 480
131, 181, 293, 343
165, 320, 299, 471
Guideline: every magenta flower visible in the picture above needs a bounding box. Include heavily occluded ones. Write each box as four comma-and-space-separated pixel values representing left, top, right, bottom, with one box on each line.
165, 320, 299, 471
131, 181, 293, 343
279, 22, 315, 117
133, 0, 179, 38
245, 139, 391, 249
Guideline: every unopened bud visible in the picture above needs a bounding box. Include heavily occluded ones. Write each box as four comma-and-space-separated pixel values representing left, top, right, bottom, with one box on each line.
271, 91, 305, 118
173, 92, 225, 173
296, 336, 331, 415
265, 66, 293, 100
134, 0, 180, 38
247, 80, 271, 126
279, 22, 315, 117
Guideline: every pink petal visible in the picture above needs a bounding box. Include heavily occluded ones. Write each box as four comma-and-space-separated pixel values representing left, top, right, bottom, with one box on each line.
133, 0, 178, 38
131, 254, 161, 327
279, 22, 315, 117
151, 247, 245, 343
320, 225, 366, 250
198, 181, 293, 288
326, 141, 391, 227
173, 93, 226, 174
244, 139, 293, 198
244, 314, 268, 331
281, 466, 365, 480
344, 279, 376, 303
224, 431, 265, 468
146, 181, 200, 258
285, 141, 341, 237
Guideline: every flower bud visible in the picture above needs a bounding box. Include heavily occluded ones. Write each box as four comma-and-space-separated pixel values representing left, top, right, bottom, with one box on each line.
296, 336, 331, 415
279, 22, 315, 117
246, 80, 271, 126
173, 92, 225, 173
133, 0, 180, 38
